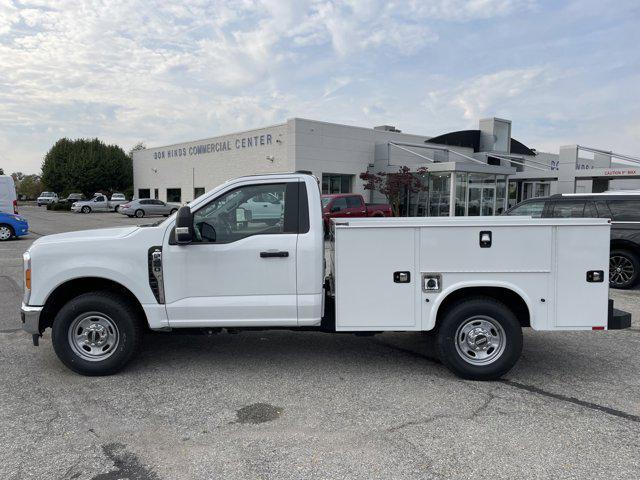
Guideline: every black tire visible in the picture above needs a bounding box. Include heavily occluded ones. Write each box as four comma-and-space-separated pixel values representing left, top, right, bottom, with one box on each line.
0, 223, 14, 241
81, 206, 91, 214
609, 249, 639, 289
135, 209, 144, 218
436, 296, 522, 381
51, 291, 143, 376
170, 208, 177, 215
115, 205, 120, 213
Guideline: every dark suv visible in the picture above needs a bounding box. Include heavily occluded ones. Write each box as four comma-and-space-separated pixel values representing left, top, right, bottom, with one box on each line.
504, 193, 640, 289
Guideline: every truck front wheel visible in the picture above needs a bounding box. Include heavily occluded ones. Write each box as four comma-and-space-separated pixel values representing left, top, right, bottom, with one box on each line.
51, 292, 142, 376
436, 297, 522, 381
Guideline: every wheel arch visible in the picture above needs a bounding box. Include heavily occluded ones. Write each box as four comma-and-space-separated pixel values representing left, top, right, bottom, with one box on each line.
40, 277, 149, 332
610, 239, 640, 255
430, 283, 532, 331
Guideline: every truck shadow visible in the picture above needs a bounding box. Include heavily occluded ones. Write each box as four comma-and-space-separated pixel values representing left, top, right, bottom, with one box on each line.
131, 328, 632, 384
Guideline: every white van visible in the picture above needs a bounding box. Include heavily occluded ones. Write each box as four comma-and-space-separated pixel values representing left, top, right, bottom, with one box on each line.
0, 175, 18, 214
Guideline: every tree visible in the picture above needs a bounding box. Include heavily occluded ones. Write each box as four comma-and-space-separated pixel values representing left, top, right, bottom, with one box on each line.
359, 166, 428, 217
41, 138, 133, 197
0, 167, 4, 175
15, 174, 43, 200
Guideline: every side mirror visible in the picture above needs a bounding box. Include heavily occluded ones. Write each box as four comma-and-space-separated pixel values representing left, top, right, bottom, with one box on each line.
175, 206, 193, 244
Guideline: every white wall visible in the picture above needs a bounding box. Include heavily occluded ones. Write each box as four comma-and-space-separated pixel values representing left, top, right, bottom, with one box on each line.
289, 118, 436, 202
133, 123, 290, 202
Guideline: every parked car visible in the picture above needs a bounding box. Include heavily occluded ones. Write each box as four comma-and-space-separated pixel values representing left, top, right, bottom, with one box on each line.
60, 193, 85, 204
37, 192, 58, 206
0, 175, 18, 214
109, 193, 128, 212
71, 194, 130, 213
321, 193, 392, 231
20, 172, 629, 379
0, 212, 28, 241
504, 193, 640, 289
238, 191, 283, 225
118, 198, 179, 218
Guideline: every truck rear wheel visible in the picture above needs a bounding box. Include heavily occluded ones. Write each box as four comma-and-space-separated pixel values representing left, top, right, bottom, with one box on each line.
609, 249, 639, 289
51, 292, 142, 376
436, 297, 522, 380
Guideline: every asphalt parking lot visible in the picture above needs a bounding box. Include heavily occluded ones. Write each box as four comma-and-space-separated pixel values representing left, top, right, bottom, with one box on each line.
1, 205, 639, 479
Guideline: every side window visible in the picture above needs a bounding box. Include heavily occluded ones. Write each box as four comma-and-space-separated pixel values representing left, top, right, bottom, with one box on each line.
585, 202, 597, 217
331, 197, 348, 212
505, 201, 544, 218
140, 199, 152, 205
550, 201, 586, 218
606, 200, 640, 221
192, 183, 290, 243
595, 201, 612, 219
346, 196, 363, 208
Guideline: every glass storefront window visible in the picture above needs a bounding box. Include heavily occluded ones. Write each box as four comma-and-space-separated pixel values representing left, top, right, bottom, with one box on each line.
496, 177, 506, 214
428, 172, 451, 217
407, 188, 428, 217
455, 172, 467, 216
399, 171, 508, 218
322, 174, 352, 194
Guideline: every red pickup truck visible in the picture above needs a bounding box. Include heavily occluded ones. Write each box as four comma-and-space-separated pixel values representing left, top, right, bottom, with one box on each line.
321, 193, 392, 231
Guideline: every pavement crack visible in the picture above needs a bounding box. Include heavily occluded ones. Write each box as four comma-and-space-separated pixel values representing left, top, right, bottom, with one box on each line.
386, 390, 500, 433
0, 274, 21, 296
500, 379, 640, 423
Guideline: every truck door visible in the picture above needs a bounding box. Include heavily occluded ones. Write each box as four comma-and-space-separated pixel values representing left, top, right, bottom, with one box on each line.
95, 195, 108, 211
161, 180, 301, 327
329, 197, 349, 219
346, 195, 366, 216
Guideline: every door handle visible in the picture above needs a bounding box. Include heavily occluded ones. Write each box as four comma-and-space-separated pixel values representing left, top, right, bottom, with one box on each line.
260, 251, 289, 258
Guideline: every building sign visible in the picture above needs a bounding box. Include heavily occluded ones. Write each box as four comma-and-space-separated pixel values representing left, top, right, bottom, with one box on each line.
153, 133, 273, 160
603, 168, 638, 177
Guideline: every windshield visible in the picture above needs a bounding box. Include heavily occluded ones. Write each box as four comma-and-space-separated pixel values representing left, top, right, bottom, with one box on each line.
321, 197, 331, 208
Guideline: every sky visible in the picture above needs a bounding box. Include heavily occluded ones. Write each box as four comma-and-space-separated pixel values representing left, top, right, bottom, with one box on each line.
0, 0, 639, 175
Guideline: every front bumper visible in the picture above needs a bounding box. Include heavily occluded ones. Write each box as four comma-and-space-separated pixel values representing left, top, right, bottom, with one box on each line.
21, 303, 42, 335
608, 299, 631, 330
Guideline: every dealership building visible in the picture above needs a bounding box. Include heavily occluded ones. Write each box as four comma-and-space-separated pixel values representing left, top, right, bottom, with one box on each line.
133, 117, 640, 216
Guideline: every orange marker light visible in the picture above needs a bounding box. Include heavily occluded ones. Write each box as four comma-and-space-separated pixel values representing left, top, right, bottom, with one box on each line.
25, 269, 31, 290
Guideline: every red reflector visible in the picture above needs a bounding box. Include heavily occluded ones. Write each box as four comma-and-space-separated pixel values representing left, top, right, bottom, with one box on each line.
592, 326, 605, 330
13, 199, 18, 214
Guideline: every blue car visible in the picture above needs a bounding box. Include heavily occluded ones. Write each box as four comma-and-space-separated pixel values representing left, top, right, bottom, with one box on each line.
0, 212, 29, 241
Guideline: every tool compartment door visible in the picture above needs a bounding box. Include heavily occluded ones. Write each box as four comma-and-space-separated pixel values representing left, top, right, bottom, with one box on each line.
554, 224, 610, 328
335, 227, 417, 330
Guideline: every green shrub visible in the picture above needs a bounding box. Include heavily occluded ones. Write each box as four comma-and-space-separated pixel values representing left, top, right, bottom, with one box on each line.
49, 202, 72, 211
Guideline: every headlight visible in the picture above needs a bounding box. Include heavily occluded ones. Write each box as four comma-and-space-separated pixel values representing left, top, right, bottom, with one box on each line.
23, 251, 31, 304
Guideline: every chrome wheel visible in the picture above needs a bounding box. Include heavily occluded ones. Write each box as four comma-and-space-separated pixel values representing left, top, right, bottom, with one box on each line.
68, 313, 120, 362
0, 225, 12, 241
455, 316, 506, 366
610, 255, 635, 287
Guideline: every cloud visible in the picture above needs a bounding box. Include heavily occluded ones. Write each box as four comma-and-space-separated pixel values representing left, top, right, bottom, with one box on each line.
0, 0, 637, 174
442, 67, 554, 119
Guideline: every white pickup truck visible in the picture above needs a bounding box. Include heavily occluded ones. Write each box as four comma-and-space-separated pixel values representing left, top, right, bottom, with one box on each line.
21, 172, 631, 380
